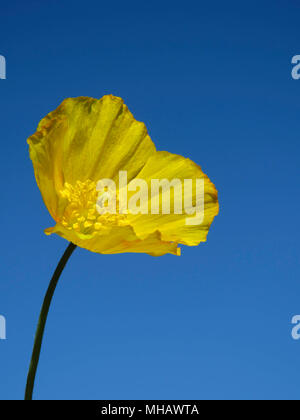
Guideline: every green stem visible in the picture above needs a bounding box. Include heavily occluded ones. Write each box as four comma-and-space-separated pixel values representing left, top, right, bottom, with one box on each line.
24, 242, 77, 400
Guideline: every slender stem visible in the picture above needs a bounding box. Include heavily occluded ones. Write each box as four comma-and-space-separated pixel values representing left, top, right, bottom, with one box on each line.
24, 242, 77, 400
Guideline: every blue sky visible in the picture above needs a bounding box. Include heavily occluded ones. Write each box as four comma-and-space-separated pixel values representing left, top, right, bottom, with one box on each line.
0, 0, 299, 400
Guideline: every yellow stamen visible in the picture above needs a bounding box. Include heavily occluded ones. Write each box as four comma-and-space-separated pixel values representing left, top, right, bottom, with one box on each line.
59, 179, 128, 235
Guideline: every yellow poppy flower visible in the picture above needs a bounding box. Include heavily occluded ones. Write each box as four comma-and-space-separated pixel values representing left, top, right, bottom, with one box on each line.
27, 95, 219, 256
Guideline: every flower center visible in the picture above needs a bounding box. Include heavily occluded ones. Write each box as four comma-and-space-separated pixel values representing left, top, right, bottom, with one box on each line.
60, 180, 128, 234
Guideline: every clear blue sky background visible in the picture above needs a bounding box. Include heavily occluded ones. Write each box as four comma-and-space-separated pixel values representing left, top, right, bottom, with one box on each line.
0, 0, 299, 400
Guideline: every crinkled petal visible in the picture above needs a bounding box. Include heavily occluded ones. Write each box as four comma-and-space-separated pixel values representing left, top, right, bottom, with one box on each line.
127, 151, 219, 246
27, 95, 156, 221
45, 224, 180, 256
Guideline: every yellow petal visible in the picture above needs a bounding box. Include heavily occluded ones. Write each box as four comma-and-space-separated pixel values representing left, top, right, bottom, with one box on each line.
45, 224, 180, 256
28, 95, 218, 256
127, 151, 219, 246
27, 95, 156, 221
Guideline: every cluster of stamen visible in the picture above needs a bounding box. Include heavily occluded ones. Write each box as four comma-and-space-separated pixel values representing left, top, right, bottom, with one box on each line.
60, 180, 128, 234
